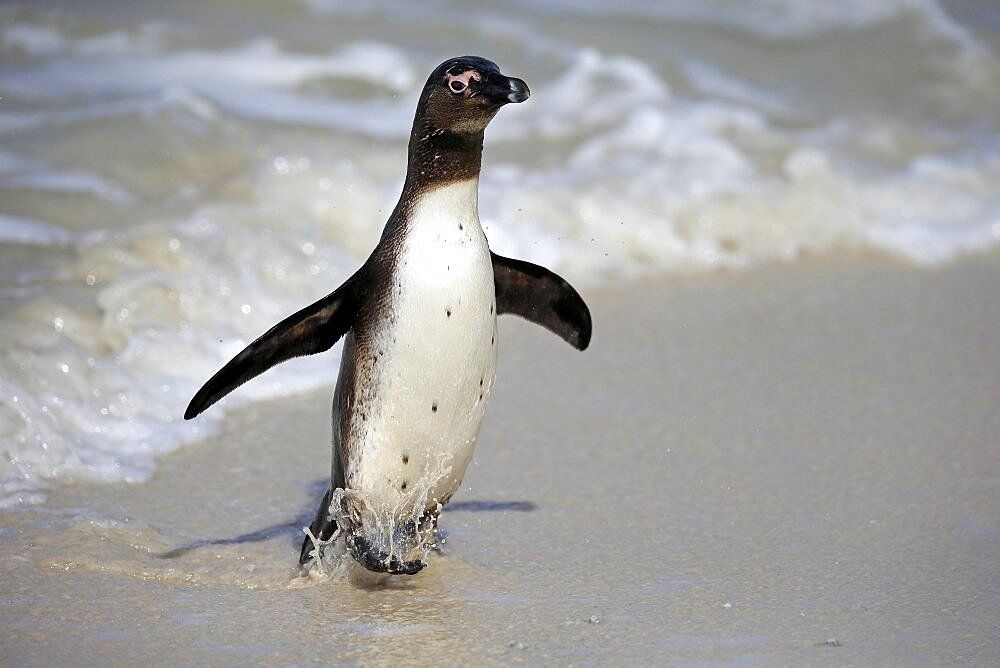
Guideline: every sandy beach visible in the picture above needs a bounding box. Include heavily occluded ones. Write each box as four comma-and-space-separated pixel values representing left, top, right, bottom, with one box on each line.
2, 252, 997, 664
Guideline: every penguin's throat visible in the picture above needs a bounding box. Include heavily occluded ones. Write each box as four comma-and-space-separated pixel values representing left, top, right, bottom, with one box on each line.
405, 127, 484, 191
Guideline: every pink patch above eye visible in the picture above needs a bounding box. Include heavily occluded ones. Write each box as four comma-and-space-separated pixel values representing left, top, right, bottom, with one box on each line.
445, 70, 480, 91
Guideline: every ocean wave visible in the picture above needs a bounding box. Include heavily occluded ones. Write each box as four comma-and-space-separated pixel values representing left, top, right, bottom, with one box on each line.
509, 0, 980, 41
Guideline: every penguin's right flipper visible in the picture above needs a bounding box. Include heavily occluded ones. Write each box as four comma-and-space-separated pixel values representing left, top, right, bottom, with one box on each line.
184, 268, 365, 420
492, 252, 592, 350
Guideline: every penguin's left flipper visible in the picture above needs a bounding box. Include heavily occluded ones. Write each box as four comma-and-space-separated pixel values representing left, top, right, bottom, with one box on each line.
184, 268, 365, 420
491, 252, 592, 350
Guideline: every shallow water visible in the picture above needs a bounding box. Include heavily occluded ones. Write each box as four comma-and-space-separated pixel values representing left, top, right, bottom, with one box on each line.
0, 0, 998, 534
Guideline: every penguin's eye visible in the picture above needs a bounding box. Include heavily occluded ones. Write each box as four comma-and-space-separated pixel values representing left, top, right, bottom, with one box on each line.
449, 79, 467, 94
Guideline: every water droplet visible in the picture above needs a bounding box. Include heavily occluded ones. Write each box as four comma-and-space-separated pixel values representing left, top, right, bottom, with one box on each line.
85, 273, 97, 286
241, 304, 252, 315
53, 317, 64, 332
60, 364, 69, 373
168, 238, 181, 251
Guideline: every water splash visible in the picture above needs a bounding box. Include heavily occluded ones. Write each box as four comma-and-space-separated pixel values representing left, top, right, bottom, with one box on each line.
307, 454, 453, 577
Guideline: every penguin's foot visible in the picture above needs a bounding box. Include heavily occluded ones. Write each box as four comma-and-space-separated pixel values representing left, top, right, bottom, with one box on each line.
348, 534, 426, 575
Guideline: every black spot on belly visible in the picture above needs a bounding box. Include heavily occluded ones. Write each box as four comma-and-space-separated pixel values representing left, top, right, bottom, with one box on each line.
402, 454, 409, 465
401, 482, 408, 491
458, 222, 464, 231
446, 308, 451, 317
431, 402, 438, 413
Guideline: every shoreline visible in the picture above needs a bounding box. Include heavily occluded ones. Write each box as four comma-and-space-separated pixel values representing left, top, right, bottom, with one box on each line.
2, 252, 998, 664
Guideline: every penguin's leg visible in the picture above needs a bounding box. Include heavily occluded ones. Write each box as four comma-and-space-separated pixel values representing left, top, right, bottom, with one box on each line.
417, 504, 444, 552
301, 381, 351, 567
299, 486, 338, 564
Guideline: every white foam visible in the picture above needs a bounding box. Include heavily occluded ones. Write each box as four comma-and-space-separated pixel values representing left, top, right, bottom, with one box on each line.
0, 37, 418, 136
1, 171, 134, 203
524, 0, 977, 41
0, 215, 74, 246
0, 150, 376, 505
1, 23, 66, 57
682, 59, 791, 115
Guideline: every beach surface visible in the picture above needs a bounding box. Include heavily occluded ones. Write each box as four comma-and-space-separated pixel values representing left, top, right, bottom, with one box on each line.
2, 253, 997, 664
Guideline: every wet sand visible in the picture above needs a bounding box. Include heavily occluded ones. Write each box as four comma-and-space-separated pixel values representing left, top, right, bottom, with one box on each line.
2, 254, 998, 664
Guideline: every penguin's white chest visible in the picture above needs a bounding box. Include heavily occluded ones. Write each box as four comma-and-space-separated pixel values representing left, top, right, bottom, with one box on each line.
351, 179, 498, 510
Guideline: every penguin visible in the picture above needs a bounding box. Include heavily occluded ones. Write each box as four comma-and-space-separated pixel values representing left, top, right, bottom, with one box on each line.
184, 56, 592, 575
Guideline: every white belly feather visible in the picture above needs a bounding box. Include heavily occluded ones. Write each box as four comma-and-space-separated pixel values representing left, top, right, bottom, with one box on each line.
348, 179, 498, 514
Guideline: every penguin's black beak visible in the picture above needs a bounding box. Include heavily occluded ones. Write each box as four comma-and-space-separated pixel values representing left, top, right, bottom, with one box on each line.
505, 77, 530, 103
481, 72, 530, 105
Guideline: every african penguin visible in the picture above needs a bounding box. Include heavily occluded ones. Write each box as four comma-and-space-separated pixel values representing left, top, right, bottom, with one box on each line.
185, 56, 592, 575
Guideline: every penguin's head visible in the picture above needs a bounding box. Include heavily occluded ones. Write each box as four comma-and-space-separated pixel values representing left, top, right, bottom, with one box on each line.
417, 56, 530, 136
